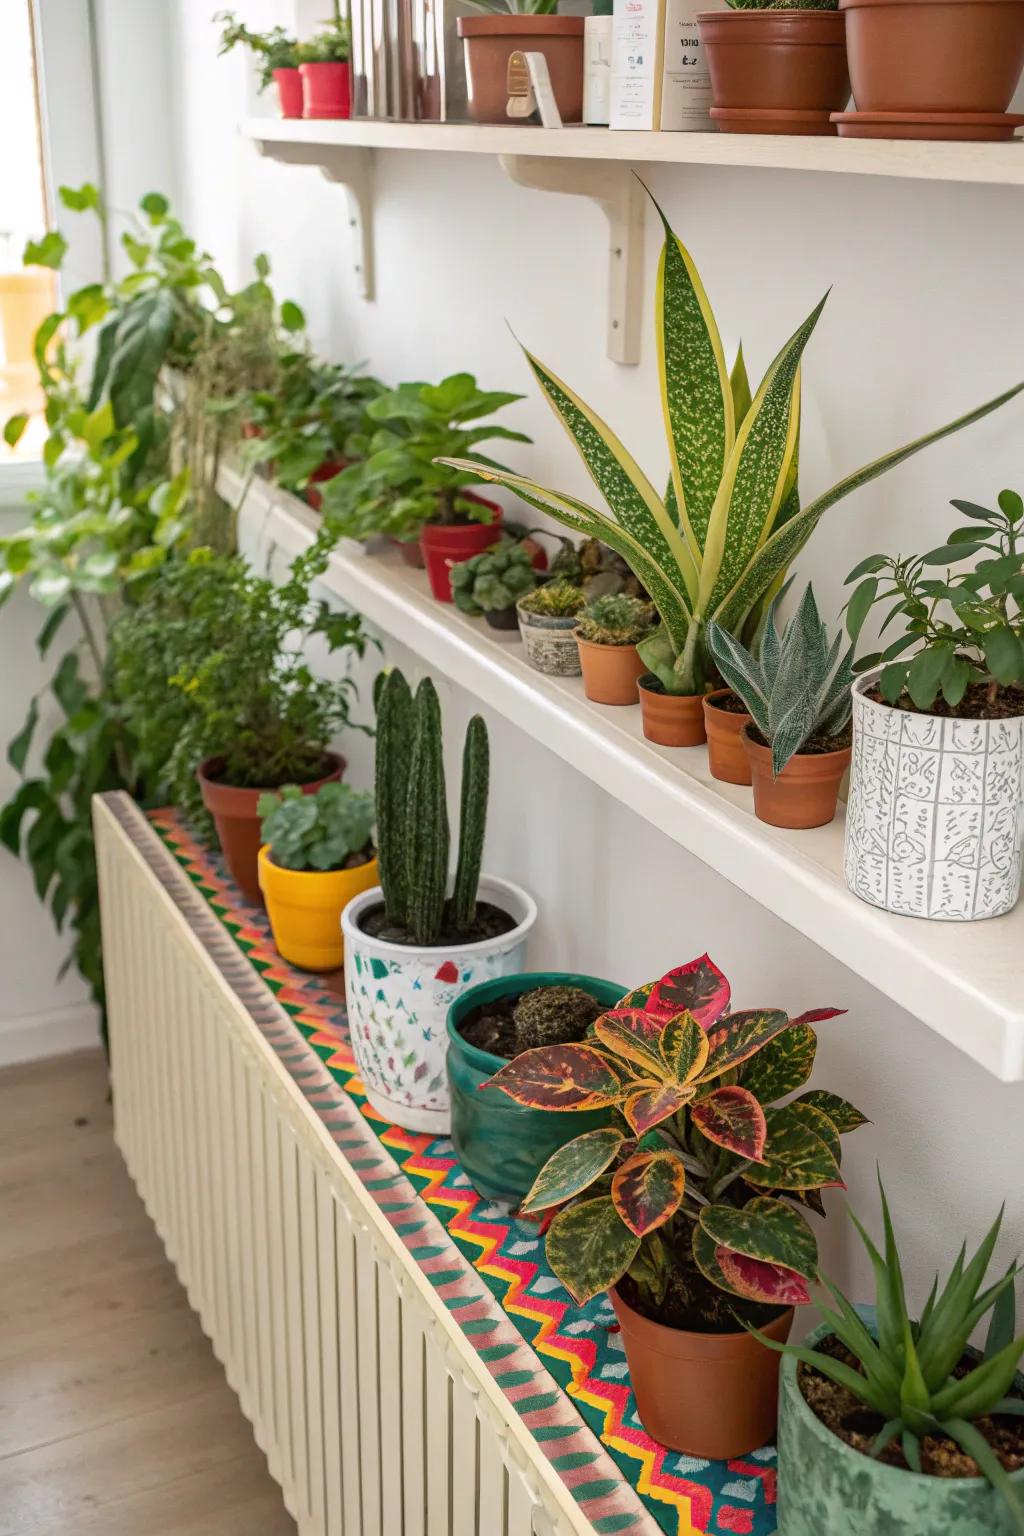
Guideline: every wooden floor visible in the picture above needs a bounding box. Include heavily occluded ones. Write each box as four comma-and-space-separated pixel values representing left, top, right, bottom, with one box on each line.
0, 1049, 295, 1536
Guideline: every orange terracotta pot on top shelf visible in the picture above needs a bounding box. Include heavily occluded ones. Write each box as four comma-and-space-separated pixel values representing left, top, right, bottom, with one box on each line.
273, 66, 304, 118
577, 637, 646, 706
258, 845, 378, 972
638, 676, 707, 747
699, 9, 850, 135
300, 60, 352, 119
741, 727, 850, 829
840, 0, 1024, 115
458, 16, 585, 123
702, 689, 752, 785
610, 1287, 794, 1458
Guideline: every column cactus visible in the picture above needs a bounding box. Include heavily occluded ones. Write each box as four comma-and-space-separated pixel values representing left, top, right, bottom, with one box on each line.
405, 679, 450, 946
374, 669, 414, 929
447, 714, 489, 934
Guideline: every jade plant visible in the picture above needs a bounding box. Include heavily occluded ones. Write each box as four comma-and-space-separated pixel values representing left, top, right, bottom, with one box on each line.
215, 13, 300, 86
577, 593, 655, 647
450, 540, 540, 617
518, 580, 586, 619
258, 782, 374, 872
486, 954, 866, 1329
758, 1180, 1024, 1532
375, 669, 489, 946
441, 194, 1022, 696
708, 583, 855, 775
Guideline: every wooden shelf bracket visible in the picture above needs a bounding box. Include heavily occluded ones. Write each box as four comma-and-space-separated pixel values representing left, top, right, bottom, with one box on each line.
498, 154, 645, 365
253, 140, 375, 301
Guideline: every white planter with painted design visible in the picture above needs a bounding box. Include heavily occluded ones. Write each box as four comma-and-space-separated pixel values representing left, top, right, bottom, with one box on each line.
844, 673, 1024, 922
342, 875, 537, 1133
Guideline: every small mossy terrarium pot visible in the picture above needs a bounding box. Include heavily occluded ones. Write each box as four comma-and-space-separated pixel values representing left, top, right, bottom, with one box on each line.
575, 593, 656, 705
516, 580, 587, 675
699, 0, 850, 137
485, 953, 865, 1456
342, 670, 536, 1134
449, 537, 543, 630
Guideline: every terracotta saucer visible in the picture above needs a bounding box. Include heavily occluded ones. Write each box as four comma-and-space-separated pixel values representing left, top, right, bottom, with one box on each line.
831, 109, 1024, 141
711, 105, 837, 136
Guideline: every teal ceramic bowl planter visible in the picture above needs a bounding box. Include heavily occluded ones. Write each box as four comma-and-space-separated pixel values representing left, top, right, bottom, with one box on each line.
778, 1323, 1024, 1536
446, 971, 624, 1204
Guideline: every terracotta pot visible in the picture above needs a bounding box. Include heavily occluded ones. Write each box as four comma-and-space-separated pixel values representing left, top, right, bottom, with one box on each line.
703, 689, 752, 785
389, 536, 426, 569
638, 677, 707, 747
699, 9, 850, 134
300, 60, 352, 119
610, 1288, 793, 1457
577, 637, 646, 706
840, 0, 1024, 114
420, 496, 503, 603
196, 752, 345, 904
458, 16, 585, 124
273, 67, 304, 118
832, 106, 1024, 136
259, 846, 378, 972
742, 727, 850, 829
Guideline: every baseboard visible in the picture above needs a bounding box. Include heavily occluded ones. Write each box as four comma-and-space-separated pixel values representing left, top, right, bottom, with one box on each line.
0, 1001, 101, 1067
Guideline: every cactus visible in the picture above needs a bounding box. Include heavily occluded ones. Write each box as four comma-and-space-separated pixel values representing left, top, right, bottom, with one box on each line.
405, 679, 450, 946
448, 714, 489, 933
576, 593, 655, 647
375, 669, 414, 927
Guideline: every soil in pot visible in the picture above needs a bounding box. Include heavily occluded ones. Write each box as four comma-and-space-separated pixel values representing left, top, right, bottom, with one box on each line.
577, 636, 646, 705
638, 674, 708, 747
703, 688, 752, 784
867, 679, 1024, 720
458, 982, 605, 1058
840, 0, 1024, 116
742, 724, 851, 829
458, 16, 585, 123
700, 9, 850, 135
358, 900, 517, 947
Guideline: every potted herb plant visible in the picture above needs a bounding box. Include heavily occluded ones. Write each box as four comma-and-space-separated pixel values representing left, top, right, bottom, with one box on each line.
449, 538, 543, 629
215, 11, 303, 117
708, 584, 855, 828
486, 953, 864, 1456
764, 1181, 1024, 1535
446, 973, 624, 1202
342, 670, 537, 1134
699, 0, 850, 136
458, 0, 585, 124
575, 592, 655, 705
843, 490, 1024, 920
257, 782, 377, 972
297, 7, 353, 119
516, 580, 587, 675
441, 195, 1021, 749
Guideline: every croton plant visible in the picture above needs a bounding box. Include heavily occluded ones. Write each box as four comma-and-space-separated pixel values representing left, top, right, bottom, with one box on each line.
485, 956, 867, 1329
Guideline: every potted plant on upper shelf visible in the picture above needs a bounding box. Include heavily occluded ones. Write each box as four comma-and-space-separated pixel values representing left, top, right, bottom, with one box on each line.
322, 372, 529, 597
843, 489, 1024, 921
516, 580, 587, 675
342, 669, 537, 1134
486, 952, 865, 1456
450, 537, 544, 629
575, 592, 656, 705
297, 7, 353, 120
446, 973, 625, 1202
699, 0, 850, 137
440, 193, 1022, 750
764, 1180, 1024, 1535
112, 544, 367, 903
458, 0, 586, 124
215, 12, 303, 117
258, 781, 377, 972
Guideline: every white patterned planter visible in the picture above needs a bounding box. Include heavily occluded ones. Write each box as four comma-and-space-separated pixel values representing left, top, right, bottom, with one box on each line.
844, 673, 1024, 921
516, 603, 583, 677
341, 876, 537, 1133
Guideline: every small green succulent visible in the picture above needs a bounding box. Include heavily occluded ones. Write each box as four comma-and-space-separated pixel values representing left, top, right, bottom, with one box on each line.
577, 593, 655, 647
518, 580, 586, 619
450, 540, 539, 616
259, 782, 375, 872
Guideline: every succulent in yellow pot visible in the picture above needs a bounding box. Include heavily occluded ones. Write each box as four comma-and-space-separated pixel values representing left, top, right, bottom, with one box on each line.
258, 781, 377, 972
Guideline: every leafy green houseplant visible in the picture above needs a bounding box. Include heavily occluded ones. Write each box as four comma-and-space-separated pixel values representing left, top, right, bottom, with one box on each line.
576, 593, 656, 705
341, 669, 537, 1135
449, 539, 541, 628
770, 1181, 1024, 1536
517, 580, 587, 677
486, 953, 864, 1453
259, 782, 374, 872
215, 12, 301, 92
241, 354, 383, 503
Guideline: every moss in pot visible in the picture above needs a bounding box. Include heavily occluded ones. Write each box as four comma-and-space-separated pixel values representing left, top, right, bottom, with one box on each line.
485, 952, 866, 1456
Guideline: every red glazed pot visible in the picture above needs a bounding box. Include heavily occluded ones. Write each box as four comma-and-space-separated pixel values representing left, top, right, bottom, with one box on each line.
304, 458, 348, 512
300, 61, 352, 119
273, 67, 304, 118
420, 496, 503, 602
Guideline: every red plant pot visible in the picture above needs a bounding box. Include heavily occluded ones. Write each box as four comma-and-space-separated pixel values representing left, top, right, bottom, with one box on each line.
300, 61, 352, 120
273, 67, 304, 118
420, 497, 504, 603
304, 458, 348, 512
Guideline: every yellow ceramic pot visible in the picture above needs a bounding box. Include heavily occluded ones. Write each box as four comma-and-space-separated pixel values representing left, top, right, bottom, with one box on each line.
258, 845, 379, 972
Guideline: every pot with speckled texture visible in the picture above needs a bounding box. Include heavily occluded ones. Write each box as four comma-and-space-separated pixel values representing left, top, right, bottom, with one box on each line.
778, 1322, 1024, 1535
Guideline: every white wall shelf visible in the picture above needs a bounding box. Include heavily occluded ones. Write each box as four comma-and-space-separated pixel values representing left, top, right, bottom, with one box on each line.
223, 464, 1024, 1085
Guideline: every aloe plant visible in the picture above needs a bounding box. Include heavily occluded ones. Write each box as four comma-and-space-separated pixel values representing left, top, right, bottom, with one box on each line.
441, 196, 1022, 695
708, 583, 855, 775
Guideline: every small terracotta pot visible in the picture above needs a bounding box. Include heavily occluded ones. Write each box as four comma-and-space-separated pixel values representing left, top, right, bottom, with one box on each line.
577, 637, 646, 706
420, 496, 503, 603
458, 16, 585, 123
273, 67, 304, 119
703, 689, 753, 785
638, 677, 707, 747
259, 845, 378, 972
700, 9, 850, 134
389, 536, 425, 569
304, 457, 347, 513
196, 752, 345, 904
610, 1288, 793, 1458
840, 0, 1024, 114
300, 60, 352, 120
742, 727, 850, 829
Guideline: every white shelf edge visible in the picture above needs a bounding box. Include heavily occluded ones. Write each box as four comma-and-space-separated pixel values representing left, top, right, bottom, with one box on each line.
242, 115, 1024, 189
223, 464, 1024, 1084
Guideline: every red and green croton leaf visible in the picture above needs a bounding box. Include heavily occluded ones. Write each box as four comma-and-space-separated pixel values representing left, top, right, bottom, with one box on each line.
744, 1102, 844, 1192
546, 1195, 640, 1305
645, 954, 731, 1028
715, 1251, 812, 1308
658, 1009, 710, 1084
485, 1043, 621, 1111
624, 1081, 694, 1135
690, 1085, 768, 1162
695, 1196, 818, 1306
796, 1089, 869, 1135
520, 1127, 628, 1214
740, 1022, 817, 1104
611, 1149, 685, 1236
703, 1008, 792, 1080
593, 1009, 667, 1080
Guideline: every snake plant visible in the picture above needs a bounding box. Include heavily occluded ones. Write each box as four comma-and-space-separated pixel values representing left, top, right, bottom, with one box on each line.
440, 194, 1022, 695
